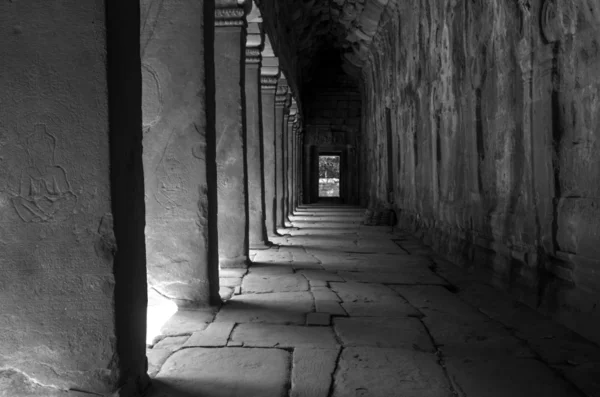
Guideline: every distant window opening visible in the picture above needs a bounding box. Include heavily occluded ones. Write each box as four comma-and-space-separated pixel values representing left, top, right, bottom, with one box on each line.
319, 155, 340, 197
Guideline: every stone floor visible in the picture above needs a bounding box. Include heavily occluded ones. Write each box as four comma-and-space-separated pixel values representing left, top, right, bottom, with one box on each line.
145, 205, 600, 397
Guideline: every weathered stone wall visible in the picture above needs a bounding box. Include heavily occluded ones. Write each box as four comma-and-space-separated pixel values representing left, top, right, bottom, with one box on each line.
0, 1, 147, 394
361, 0, 600, 343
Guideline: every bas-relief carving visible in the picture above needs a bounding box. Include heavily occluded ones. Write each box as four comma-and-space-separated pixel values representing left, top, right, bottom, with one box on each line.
11, 124, 76, 223
154, 129, 190, 210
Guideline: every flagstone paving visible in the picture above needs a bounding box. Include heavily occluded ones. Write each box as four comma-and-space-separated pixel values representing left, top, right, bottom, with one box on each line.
146, 205, 600, 397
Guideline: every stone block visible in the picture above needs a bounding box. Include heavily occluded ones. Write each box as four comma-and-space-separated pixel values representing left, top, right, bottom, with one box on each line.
183, 322, 235, 348
307, 313, 331, 326
230, 323, 338, 348
291, 348, 340, 397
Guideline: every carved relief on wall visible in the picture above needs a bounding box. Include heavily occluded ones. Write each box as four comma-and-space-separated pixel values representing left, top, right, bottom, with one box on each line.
154, 129, 190, 210
540, 0, 576, 43
11, 123, 77, 223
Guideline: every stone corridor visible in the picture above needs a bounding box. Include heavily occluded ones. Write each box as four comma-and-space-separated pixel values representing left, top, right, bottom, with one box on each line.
146, 206, 599, 397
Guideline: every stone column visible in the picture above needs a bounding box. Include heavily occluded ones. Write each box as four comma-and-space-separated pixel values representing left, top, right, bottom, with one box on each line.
282, 103, 292, 227
275, 79, 289, 230
245, 18, 268, 248
286, 103, 298, 219
296, 130, 303, 208
143, 0, 219, 307
0, 1, 147, 394
215, 1, 249, 268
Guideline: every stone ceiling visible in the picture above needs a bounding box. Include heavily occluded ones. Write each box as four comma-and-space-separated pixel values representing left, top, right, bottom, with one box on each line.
257, 0, 390, 86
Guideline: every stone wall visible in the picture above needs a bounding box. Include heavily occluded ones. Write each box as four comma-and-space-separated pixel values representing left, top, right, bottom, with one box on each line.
361, 0, 600, 344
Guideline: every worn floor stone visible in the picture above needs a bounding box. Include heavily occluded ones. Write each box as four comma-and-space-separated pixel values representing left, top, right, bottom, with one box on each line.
316, 300, 347, 316
242, 273, 309, 293
334, 317, 434, 351
153, 336, 190, 352
333, 347, 454, 397
144, 206, 599, 397
214, 292, 313, 324
291, 348, 340, 397
230, 323, 338, 348
183, 322, 235, 348
152, 348, 289, 397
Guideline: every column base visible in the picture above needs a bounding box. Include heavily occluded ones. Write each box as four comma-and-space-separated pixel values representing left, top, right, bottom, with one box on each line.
250, 242, 272, 250
219, 256, 250, 269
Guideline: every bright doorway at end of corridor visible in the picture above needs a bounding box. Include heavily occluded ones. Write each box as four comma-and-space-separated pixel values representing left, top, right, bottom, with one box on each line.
319, 155, 340, 197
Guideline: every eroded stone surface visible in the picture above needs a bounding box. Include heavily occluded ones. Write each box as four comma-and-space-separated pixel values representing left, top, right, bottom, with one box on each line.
333, 348, 453, 397
152, 348, 289, 397
291, 348, 340, 397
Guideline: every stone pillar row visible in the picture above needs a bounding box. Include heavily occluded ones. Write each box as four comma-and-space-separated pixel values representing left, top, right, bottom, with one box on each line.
0, 1, 303, 394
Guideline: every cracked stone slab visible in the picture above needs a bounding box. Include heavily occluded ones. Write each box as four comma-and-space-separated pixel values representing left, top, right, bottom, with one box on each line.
230, 323, 338, 348
310, 280, 328, 287
159, 310, 213, 336
341, 300, 422, 317
291, 348, 340, 397
242, 273, 309, 293
446, 356, 581, 397
152, 348, 289, 397
316, 300, 347, 316
554, 362, 600, 397
147, 348, 172, 377
183, 322, 235, 348
214, 292, 313, 324
311, 287, 341, 302
332, 347, 453, 397
153, 335, 191, 352
334, 317, 434, 351
330, 282, 399, 303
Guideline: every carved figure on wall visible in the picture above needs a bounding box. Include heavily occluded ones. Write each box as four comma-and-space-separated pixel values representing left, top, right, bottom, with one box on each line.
154, 130, 188, 210
12, 124, 76, 222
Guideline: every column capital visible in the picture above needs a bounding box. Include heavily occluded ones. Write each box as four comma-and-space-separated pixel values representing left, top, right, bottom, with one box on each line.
215, 0, 249, 27
275, 85, 289, 107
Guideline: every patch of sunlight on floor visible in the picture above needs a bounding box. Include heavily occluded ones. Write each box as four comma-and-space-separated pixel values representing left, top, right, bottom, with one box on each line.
147, 288, 178, 344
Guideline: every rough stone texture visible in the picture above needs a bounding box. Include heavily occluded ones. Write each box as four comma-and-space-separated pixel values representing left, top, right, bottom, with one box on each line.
334, 317, 434, 351
231, 323, 338, 348
291, 348, 339, 397
152, 348, 289, 397
0, 1, 147, 394
215, 21, 249, 269
316, 300, 347, 316
333, 347, 453, 397
359, 0, 600, 344
142, 0, 219, 306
